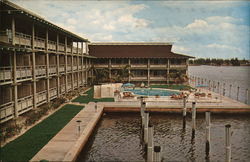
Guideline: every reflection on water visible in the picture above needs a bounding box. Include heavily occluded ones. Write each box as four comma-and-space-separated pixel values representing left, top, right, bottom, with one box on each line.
77, 113, 250, 161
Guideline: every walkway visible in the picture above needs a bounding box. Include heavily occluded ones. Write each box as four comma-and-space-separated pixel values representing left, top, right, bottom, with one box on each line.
31, 102, 103, 162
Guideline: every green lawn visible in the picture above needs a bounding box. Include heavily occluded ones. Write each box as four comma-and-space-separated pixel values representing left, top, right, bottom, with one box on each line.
72, 88, 114, 103
150, 84, 194, 90
0, 104, 84, 162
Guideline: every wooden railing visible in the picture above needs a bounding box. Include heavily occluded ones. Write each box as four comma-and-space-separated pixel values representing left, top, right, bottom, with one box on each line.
49, 65, 57, 75
36, 90, 47, 106
49, 87, 57, 99
150, 65, 167, 68
59, 65, 65, 73
48, 40, 56, 51
0, 66, 12, 82
170, 65, 186, 68
131, 76, 147, 80
14, 32, 31, 47
0, 101, 14, 123
131, 64, 148, 68
150, 76, 167, 80
34, 37, 45, 49
17, 95, 33, 112
60, 84, 66, 94
16, 66, 32, 80
58, 43, 65, 52
35, 65, 46, 77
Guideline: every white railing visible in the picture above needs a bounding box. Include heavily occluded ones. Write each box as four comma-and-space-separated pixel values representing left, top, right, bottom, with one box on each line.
150, 76, 167, 80
0, 102, 14, 122
170, 65, 186, 68
66, 46, 71, 53
49, 87, 57, 99
48, 40, 56, 51
131, 64, 147, 68
67, 66, 72, 72
34, 37, 45, 49
73, 81, 77, 88
36, 90, 47, 105
49, 65, 57, 75
73, 47, 77, 54
35, 65, 46, 77
16, 66, 32, 80
0, 66, 12, 82
0, 30, 10, 44
150, 65, 167, 68
131, 76, 147, 80
111, 65, 126, 68
67, 83, 72, 91
60, 84, 66, 94
78, 48, 82, 54
14, 32, 31, 47
59, 65, 65, 73
58, 43, 65, 52
17, 95, 33, 112
73, 66, 77, 71
94, 64, 109, 68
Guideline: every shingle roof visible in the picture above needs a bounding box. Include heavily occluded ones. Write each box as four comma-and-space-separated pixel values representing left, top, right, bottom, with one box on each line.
89, 43, 194, 58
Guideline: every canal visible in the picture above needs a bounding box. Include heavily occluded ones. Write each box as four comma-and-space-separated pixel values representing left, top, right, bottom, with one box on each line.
77, 112, 250, 161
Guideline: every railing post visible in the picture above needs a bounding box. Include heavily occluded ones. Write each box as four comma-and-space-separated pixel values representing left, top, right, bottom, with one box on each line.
225, 124, 231, 162
192, 102, 196, 139
205, 111, 211, 157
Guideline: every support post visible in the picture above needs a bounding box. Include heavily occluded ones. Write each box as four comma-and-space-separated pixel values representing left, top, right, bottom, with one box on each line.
182, 96, 187, 129
153, 146, 162, 162
205, 111, 211, 157
245, 89, 249, 104
225, 124, 231, 162
192, 102, 196, 139
147, 124, 154, 162
13, 51, 18, 117
229, 84, 232, 97
144, 111, 149, 145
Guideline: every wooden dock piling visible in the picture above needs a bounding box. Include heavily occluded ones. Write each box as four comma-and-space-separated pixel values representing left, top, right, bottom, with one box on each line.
144, 111, 149, 145
205, 111, 211, 156
183, 96, 187, 129
192, 102, 196, 138
225, 124, 231, 162
147, 124, 154, 162
153, 146, 162, 162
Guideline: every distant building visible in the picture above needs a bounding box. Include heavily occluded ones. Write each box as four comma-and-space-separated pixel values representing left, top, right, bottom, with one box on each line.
89, 42, 194, 85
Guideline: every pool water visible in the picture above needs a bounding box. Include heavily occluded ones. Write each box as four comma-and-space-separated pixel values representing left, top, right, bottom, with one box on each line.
124, 88, 180, 96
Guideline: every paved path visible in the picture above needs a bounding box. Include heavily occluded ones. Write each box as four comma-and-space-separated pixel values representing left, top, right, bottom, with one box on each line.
31, 102, 103, 162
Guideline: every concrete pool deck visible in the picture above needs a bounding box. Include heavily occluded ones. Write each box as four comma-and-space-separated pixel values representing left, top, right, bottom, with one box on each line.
31, 89, 250, 161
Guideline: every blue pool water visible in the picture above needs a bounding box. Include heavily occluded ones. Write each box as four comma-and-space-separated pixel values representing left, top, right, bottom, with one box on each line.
124, 88, 180, 96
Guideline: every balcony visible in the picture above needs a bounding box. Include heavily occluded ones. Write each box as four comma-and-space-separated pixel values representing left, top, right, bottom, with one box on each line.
131, 64, 147, 69
131, 76, 147, 81
34, 37, 45, 49
49, 65, 57, 75
73, 47, 77, 54
67, 66, 72, 72
58, 43, 65, 52
48, 40, 56, 51
0, 67, 12, 83
17, 95, 33, 113
36, 90, 47, 106
150, 76, 167, 81
59, 65, 65, 74
111, 64, 127, 69
150, 65, 167, 69
0, 102, 14, 123
170, 65, 186, 69
14, 32, 31, 47
73, 81, 78, 89
66, 46, 71, 53
67, 83, 72, 91
94, 64, 108, 68
35, 65, 46, 77
0, 30, 11, 44
49, 87, 57, 100
16, 66, 32, 80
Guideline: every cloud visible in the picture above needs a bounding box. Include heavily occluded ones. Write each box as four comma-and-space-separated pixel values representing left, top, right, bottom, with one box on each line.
186, 19, 208, 29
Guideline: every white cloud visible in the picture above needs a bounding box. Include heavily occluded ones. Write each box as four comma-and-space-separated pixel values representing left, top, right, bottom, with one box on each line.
186, 19, 208, 29
206, 16, 243, 24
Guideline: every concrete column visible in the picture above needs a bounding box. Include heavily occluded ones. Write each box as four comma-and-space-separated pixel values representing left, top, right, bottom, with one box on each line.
85, 58, 88, 85
225, 124, 231, 162
81, 42, 84, 55
109, 58, 111, 81
147, 59, 150, 86
32, 23, 37, 108
57, 54, 60, 96
46, 29, 50, 102
167, 59, 170, 84
13, 51, 18, 117
71, 42, 74, 90
11, 15, 15, 45
147, 125, 154, 162
128, 58, 131, 82
65, 37, 68, 93
77, 42, 79, 88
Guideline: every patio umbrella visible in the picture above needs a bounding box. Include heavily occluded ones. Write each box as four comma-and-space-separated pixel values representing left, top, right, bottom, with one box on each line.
122, 83, 135, 87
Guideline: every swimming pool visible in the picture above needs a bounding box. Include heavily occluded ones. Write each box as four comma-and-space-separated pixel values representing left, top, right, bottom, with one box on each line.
123, 88, 180, 96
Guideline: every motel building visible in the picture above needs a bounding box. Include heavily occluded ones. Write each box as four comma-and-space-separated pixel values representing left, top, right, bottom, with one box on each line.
0, 0, 193, 123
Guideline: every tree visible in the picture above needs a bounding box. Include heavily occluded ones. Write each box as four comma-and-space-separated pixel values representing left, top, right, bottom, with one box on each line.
169, 70, 188, 84
113, 65, 133, 83
91, 67, 109, 84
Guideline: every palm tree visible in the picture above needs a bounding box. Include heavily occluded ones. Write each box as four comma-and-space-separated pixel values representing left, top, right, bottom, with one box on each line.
91, 67, 109, 84
169, 70, 188, 84
113, 65, 133, 83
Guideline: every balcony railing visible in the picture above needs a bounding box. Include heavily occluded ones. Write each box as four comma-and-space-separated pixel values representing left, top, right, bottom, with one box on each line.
67, 66, 72, 72
60, 84, 66, 94
14, 32, 32, 47
94, 64, 109, 68
73, 81, 77, 89
0, 30, 11, 44
170, 65, 186, 68
34, 37, 45, 49
0, 66, 12, 82
66, 46, 71, 53
17, 95, 33, 112
131, 76, 147, 80
0, 102, 14, 123
49, 87, 57, 99
59, 65, 65, 73
58, 43, 65, 52
49, 65, 57, 75
17, 66, 32, 80
131, 64, 147, 68
73, 47, 77, 54
73, 66, 78, 71
67, 83, 72, 91
36, 90, 47, 106
35, 65, 46, 77
111, 65, 127, 68
48, 40, 56, 51
150, 65, 167, 68
150, 76, 167, 80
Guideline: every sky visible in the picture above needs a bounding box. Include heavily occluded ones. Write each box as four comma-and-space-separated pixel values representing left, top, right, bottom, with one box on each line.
12, 0, 250, 59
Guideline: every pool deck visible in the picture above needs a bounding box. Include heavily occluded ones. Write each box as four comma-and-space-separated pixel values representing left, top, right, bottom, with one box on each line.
30, 89, 250, 161
31, 102, 103, 162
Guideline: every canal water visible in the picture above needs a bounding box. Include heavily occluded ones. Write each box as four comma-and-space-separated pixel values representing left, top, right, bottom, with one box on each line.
188, 66, 250, 104
77, 112, 250, 161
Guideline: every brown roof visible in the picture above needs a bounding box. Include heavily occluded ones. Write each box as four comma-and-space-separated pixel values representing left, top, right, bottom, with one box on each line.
89, 43, 194, 58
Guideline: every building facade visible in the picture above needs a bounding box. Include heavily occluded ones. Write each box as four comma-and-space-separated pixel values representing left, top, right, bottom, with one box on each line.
89, 42, 193, 85
0, 0, 94, 123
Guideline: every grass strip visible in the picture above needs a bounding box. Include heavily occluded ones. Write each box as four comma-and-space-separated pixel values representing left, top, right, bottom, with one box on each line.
0, 104, 84, 162
73, 88, 114, 103
150, 84, 194, 90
